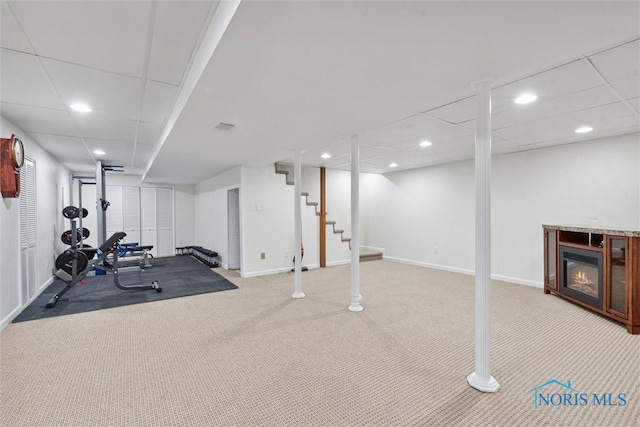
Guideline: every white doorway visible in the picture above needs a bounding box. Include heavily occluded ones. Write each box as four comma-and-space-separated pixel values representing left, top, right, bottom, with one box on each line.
227, 188, 240, 270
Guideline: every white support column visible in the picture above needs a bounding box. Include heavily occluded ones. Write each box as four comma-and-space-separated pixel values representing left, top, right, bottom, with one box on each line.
349, 135, 363, 312
292, 151, 305, 299
467, 80, 499, 393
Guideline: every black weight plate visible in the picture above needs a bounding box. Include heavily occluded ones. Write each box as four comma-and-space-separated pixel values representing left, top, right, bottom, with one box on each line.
82, 227, 90, 238
61, 230, 82, 245
82, 208, 89, 218
55, 250, 89, 275
62, 206, 79, 219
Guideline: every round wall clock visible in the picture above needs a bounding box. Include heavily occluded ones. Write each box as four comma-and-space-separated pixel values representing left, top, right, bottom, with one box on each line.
12, 136, 24, 168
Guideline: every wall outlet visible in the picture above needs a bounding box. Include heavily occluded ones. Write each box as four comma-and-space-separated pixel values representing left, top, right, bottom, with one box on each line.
260, 252, 266, 260
433, 246, 438, 254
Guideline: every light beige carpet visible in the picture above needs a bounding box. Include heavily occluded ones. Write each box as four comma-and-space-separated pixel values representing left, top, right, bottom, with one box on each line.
1, 260, 638, 426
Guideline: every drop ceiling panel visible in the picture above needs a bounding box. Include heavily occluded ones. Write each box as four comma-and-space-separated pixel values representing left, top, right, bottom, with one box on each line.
386, 124, 475, 151
133, 143, 154, 169
147, 1, 215, 85
0, 49, 65, 109
140, 81, 178, 124
9, 1, 151, 77
85, 138, 134, 162
492, 86, 619, 130
41, 58, 143, 121
359, 144, 395, 161
137, 122, 163, 146
0, 3, 34, 53
424, 97, 475, 124
360, 114, 449, 146
589, 40, 640, 83
1, 102, 77, 135
71, 113, 137, 142
27, 133, 92, 163
629, 97, 640, 113
302, 139, 351, 162
492, 60, 603, 113
610, 76, 640, 100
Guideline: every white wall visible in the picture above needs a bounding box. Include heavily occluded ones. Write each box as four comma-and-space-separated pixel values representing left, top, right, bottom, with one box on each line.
361, 132, 640, 286
194, 167, 241, 268
1, 117, 70, 329
240, 164, 322, 277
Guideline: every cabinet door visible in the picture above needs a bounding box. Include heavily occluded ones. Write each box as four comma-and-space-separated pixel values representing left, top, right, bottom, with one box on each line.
140, 187, 157, 256
544, 230, 557, 291
607, 237, 627, 318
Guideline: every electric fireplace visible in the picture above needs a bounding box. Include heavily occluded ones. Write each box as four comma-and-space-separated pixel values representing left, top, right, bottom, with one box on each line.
559, 246, 603, 309
543, 225, 640, 334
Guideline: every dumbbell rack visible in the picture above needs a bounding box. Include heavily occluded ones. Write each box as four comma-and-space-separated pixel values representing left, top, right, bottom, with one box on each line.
176, 246, 220, 268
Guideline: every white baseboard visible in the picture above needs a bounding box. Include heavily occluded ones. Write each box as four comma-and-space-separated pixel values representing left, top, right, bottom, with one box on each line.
0, 305, 22, 332
383, 256, 543, 288
326, 259, 350, 267
359, 245, 385, 255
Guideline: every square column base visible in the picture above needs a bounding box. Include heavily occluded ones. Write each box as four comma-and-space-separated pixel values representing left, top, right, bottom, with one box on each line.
467, 372, 500, 393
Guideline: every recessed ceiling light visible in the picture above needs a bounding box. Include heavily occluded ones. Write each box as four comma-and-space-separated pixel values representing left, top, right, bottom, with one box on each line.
575, 126, 593, 134
321, 153, 331, 159
70, 103, 92, 113
514, 93, 538, 104
419, 140, 432, 147
389, 162, 398, 168
93, 149, 105, 155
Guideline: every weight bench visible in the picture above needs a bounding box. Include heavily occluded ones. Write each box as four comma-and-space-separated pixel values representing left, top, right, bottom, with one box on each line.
118, 242, 154, 268
46, 231, 162, 309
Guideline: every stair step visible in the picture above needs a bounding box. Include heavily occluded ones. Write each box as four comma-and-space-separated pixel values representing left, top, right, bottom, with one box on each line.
334, 229, 344, 234
360, 250, 383, 262
301, 192, 309, 196
306, 202, 318, 206
326, 221, 336, 225
342, 238, 351, 242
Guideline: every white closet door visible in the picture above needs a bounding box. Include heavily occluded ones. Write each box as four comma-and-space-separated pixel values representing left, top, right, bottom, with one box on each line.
122, 186, 141, 244
19, 159, 37, 305
105, 186, 123, 242
156, 187, 173, 257
140, 187, 157, 256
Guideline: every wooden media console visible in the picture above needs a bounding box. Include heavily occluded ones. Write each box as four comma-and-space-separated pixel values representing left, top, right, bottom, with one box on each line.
543, 225, 640, 334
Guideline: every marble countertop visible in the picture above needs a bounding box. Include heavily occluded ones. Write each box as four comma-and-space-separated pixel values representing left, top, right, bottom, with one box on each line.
542, 224, 640, 237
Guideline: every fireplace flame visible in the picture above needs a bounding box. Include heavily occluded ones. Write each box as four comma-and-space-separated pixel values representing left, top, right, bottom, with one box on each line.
573, 270, 594, 285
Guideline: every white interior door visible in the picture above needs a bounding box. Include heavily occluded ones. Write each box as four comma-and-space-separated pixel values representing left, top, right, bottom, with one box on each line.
106, 186, 124, 242
19, 158, 37, 306
122, 186, 141, 244
227, 188, 240, 270
156, 188, 173, 257
140, 187, 157, 257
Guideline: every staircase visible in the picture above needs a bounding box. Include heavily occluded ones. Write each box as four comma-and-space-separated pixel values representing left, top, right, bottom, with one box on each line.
275, 163, 383, 262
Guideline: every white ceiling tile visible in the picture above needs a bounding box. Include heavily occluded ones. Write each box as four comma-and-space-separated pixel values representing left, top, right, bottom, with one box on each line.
423, 97, 475, 124
385, 124, 474, 151
0, 2, 34, 53
360, 114, 449, 146
137, 121, 162, 146
359, 144, 395, 161
0, 49, 65, 109
147, 1, 215, 85
628, 97, 640, 113
27, 133, 92, 163
302, 139, 351, 162
72, 113, 137, 142
611, 76, 640, 100
589, 40, 640, 83
1, 102, 78, 135
41, 58, 143, 121
85, 138, 134, 166
141, 81, 178, 124
492, 60, 603, 113
493, 102, 634, 140
9, 1, 152, 77
492, 86, 619, 130
132, 143, 154, 169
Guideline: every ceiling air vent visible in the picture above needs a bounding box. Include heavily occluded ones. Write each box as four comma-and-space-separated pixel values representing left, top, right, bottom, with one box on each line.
214, 122, 236, 131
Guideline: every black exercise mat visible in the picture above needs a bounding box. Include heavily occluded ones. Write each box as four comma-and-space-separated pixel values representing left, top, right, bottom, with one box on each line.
13, 255, 237, 322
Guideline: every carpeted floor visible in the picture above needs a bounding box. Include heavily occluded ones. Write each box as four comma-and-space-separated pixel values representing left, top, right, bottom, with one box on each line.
1, 260, 638, 426
13, 255, 237, 322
